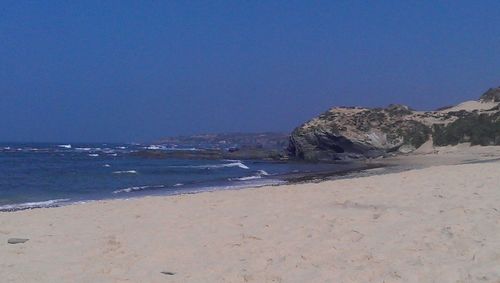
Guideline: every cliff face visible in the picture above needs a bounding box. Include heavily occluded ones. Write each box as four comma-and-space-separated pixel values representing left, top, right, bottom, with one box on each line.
289, 88, 500, 161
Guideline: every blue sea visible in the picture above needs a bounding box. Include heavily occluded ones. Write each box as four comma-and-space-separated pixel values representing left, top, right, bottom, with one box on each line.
0, 143, 356, 211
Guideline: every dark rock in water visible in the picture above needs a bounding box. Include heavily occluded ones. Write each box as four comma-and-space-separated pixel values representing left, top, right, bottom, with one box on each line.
141, 132, 289, 161
130, 147, 286, 161
288, 87, 500, 161
8, 238, 29, 244
131, 148, 228, 160
154, 132, 289, 150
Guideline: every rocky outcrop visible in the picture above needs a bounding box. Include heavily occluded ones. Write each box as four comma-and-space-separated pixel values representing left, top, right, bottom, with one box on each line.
289, 88, 500, 161
480, 87, 500, 102
131, 147, 286, 161
155, 132, 289, 150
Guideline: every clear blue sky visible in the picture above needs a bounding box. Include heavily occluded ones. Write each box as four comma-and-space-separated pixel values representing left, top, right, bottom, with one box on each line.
1, 1, 500, 142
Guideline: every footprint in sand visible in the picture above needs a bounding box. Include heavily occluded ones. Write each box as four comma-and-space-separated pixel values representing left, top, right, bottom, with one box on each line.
103, 235, 122, 254
340, 230, 364, 242
242, 234, 262, 241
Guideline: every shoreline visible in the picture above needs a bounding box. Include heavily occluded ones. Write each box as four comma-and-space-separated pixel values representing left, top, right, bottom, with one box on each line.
0, 160, 383, 213
2, 144, 499, 214
3, 144, 500, 213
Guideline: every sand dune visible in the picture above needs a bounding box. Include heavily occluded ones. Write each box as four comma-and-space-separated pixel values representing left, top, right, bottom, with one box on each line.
439, 100, 498, 113
1, 156, 500, 282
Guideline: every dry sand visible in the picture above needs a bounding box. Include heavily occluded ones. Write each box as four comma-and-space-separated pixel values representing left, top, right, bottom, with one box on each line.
2, 149, 500, 282
439, 100, 498, 113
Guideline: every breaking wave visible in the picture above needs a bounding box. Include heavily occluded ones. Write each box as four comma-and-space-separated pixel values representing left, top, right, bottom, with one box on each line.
112, 170, 138, 174
113, 184, 167, 194
232, 170, 270, 181
58, 144, 72, 149
175, 161, 250, 170
0, 199, 70, 212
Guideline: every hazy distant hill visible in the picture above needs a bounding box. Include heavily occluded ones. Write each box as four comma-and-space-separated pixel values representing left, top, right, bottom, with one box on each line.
155, 132, 289, 150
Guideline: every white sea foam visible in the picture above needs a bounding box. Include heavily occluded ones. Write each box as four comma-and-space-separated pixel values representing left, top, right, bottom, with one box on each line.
197, 161, 250, 169
112, 170, 138, 174
113, 184, 166, 194
192, 162, 250, 170
103, 164, 111, 167
234, 175, 263, 181
76, 147, 92, 151
113, 186, 149, 194
58, 144, 72, 149
167, 147, 198, 151
0, 199, 70, 211
88, 154, 99, 157
232, 170, 270, 181
170, 161, 250, 170
144, 145, 198, 151
228, 162, 250, 169
257, 170, 270, 176
146, 145, 163, 150
173, 183, 184, 187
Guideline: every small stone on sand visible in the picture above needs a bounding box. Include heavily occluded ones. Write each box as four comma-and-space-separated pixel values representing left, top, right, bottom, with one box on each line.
8, 238, 29, 244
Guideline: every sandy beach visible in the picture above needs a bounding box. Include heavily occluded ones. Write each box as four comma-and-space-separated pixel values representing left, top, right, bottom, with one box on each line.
2, 148, 500, 282
4, 1, 500, 282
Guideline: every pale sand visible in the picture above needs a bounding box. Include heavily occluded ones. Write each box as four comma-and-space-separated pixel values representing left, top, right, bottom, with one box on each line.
2, 154, 500, 282
439, 100, 498, 113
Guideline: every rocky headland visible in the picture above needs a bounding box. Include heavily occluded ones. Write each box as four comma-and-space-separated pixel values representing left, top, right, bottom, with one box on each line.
288, 87, 500, 161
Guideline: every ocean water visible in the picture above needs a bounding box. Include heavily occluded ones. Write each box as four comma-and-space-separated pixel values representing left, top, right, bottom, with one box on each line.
0, 143, 355, 211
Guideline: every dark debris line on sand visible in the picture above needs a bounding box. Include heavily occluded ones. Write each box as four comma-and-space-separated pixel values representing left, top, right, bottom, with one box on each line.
161, 271, 176, 276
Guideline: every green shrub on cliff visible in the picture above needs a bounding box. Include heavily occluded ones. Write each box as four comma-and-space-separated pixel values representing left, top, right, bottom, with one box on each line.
398, 121, 431, 148
433, 113, 500, 146
383, 120, 430, 149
